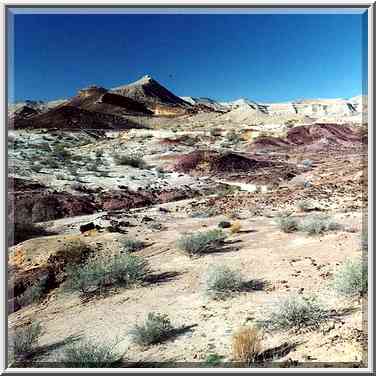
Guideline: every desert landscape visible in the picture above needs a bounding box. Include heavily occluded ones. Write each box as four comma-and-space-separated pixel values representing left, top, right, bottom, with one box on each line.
8, 74, 368, 368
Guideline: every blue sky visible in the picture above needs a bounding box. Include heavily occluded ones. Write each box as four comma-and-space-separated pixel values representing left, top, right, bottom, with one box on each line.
8, 10, 368, 103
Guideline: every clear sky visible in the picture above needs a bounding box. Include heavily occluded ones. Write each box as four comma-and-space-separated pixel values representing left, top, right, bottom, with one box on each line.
8, 10, 368, 103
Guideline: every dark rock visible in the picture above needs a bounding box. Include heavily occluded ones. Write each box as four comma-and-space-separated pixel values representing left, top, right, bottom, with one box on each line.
80, 222, 96, 233
218, 221, 231, 228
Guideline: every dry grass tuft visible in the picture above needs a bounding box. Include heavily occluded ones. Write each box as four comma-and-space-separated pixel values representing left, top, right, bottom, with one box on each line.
230, 221, 242, 234
232, 326, 262, 363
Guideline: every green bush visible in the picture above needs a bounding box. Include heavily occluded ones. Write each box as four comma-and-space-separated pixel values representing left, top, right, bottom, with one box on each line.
65, 253, 150, 295
332, 259, 368, 297
299, 214, 341, 235
12, 322, 42, 356
276, 216, 299, 233
177, 229, 226, 256
114, 153, 147, 169
261, 295, 327, 330
121, 239, 145, 253
205, 353, 224, 366
62, 339, 121, 367
130, 312, 174, 347
205, 265, 244, 300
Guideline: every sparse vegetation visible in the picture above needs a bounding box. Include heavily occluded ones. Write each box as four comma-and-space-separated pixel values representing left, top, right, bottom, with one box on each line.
12, 322, 42, 356
232, 326, 262, 363
65, 253, 150, 295
114, 153, 147, 169
130, 312, 174, 346
190, 207, 220, 218
121, 238, 145, 253
297, 200, 312, 212
177, 229, 226, 256
17, 278, 47, 307
230, 221, 242, 234
332, 259, 368, 297
276, 215, 299, 233
298, 214, 341, 235
205, 353, 224, 366
62, 339, 121, 367
205, 265, 244, 300
226, 130, 242, 144
260, 295, 327, 330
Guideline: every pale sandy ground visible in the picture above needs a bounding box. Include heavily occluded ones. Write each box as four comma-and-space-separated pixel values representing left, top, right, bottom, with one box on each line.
9, 202, 366, 366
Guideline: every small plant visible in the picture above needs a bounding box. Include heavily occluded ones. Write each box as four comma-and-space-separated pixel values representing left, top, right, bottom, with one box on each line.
190, 207, 220, 218
121, 239, 145, 253
205, 265, 244, 300
261, 295, 327, 330
114, 153, 147, 169
177, 229, 226, 256
205, 353, 224, 366
276, 216, 299, 233
62, 339, 121, 367
55, 173, 68, 180
226, 130, 242, 144
43, 157, 59, 169
299, 214, 341, 235
12, 322, 42, 356
230, 221, 242, 234
232, 326, 262, 363
332, 259, 368, 297
297, 200, 312, 212
65, 253, 150, 295
130, 312, 174, 346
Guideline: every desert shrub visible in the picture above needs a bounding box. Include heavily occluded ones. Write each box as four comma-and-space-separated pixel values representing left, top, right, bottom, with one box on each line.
226, 130, 242, 144
114, 153, 147, 169
190, 207, 220, 218
62, 339, 121, 367
230, 221, 242, 234
12, 322, 42, 356
298, 214, 341, 235
43, 157, 59, 169
205, 353, 224, 366
17, 278, 47, 307
276, 216, 299, 233
332, 259, 368, 297
177, 229, 226, 256
205, 265, 244, 300
65, 253, 150, 295
55, 173, 68, 180
297, 200, 312, 212
121, 239, 145, 253
261, 295, 327, 330
52, 144, 71, 160
130, 312, 174, 346
232, 326, 262, 363
30, 164, 43, 173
